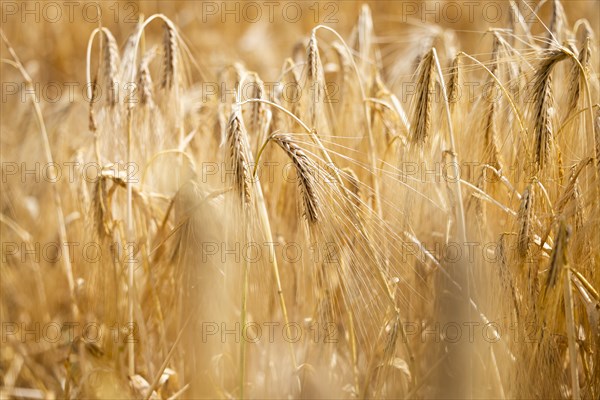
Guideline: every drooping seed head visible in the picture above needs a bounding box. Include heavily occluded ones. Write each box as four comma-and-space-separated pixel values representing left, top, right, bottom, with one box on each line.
248, 73, 266, 134
531, 49, 568, 170
137, 48, 156, 107
447, 53, 461, 108
547, 0, 567, 47
103, 29, 120, 107
273, 134, 320, 224
516, 185, 535, 259
307, 33, 320, 84
544, 219, 571, 295
482, 34, 502, 169
162, 19, 178, 89
567, 37, 590, 115
226, 108, 252, 205
409, 48, 435, 145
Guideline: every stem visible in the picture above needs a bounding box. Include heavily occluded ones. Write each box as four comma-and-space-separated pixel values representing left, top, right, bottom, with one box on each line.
564, 268, 580, 400
239, 247, 249, 399
126, 107, 135, 377
254, 178, 298, 371
239, 215, 250, 399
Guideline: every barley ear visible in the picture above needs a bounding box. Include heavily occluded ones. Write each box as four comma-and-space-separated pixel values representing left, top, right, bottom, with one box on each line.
531, 50, 567, 170
543, 220, 571, 297
409, 49, 435, 145
138, 48, 156, 107
307, 33, 320, 84
103, 29, 120, 107
273, 134, 320, 224
226, 109, 252, 206
447, 53, 461, 110
483, 35, 501, 169
566, 37, 590, 116
162, 20, 178, 89
516, 185, 535, 259
547, 0, 567, 47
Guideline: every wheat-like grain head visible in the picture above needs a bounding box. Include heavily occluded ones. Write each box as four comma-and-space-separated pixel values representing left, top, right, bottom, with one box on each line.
137, 48, 156, 107
517, 184, 535, 259
482, 34, 502, 169
548, 0, 567, 46
272, 134, 321, 224
162, 19, 178, 89
103, 29, 120, 107
566, 37, 590, 116
307, 33, 320, 85
543, 219, 571, 296
447, 53, 461, 110
409, 49, 435, 145
226, 108, 252, 206
531, 49, 568, 170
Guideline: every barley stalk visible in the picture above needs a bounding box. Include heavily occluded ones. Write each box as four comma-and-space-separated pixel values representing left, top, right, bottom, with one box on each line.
595, 108, 600, 175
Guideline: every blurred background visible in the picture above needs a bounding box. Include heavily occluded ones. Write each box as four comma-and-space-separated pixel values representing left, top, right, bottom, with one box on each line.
1, 0, 598, 84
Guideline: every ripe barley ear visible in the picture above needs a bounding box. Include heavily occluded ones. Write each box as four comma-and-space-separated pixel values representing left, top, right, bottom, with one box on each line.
409, 49, 435, 145
138, 49, 156, 107
531, 49, 567, 170
162, 20, 178, 89
566, 37, 590, 116
103, 29, 119, 107
273, 134, 321, 224
226, 109, 252, 205
516, 185, 535, 259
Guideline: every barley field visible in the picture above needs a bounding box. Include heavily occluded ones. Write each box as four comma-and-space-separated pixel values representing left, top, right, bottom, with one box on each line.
1, 1, 599, 399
